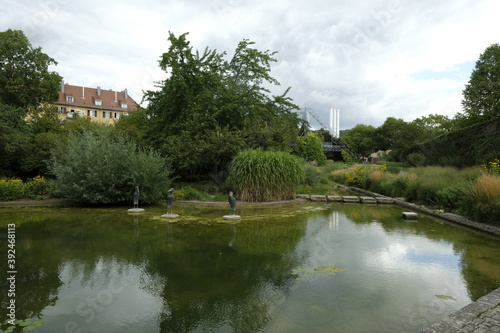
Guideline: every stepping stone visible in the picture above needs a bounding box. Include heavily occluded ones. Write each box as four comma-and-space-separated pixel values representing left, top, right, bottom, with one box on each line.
342, 196, 360, 203
296, 194, 310, 200
326, 195, 342, 202
310, 195, 327, 202
360, 196, 377, 203
402, 212, 418, 220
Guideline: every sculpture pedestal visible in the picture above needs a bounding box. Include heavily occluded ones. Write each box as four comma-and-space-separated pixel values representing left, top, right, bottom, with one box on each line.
161, 213, 179, 218
222, 215, 241, 220
128, 208, 145, 213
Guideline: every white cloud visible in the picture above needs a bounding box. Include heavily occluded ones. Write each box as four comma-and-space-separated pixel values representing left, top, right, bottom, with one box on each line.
2, 0, 498, 129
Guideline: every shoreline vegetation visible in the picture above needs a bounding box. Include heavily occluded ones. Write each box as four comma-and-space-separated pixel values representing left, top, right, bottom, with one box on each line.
1, 160, 499, 227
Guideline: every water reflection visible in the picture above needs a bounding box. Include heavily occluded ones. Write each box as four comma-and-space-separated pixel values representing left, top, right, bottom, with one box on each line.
0, 204, 499, 332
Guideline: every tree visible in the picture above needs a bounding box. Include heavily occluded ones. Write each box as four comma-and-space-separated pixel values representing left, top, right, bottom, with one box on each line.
294, 133, 327, 165
48, 129, 172, 204
0, 29, 61, 108
458, 43, 500, 127
342, 124, 378, 158
20, 105, 64, 177
0, 102, 29, 177
145, 32, 300, 178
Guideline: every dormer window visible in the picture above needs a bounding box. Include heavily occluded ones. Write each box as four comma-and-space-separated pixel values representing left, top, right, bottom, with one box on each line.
95, 99, 102, 106
121, 102, 128, 109
66, 96, 74, 102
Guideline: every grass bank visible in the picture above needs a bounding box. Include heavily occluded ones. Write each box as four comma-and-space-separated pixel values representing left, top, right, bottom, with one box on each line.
327, 161, 500, 224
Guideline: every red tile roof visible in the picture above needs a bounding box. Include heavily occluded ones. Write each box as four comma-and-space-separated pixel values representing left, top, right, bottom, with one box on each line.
56, 83, 137, 111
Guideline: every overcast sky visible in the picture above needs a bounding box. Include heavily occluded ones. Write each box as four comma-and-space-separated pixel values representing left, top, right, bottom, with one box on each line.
2, 0, 499, 130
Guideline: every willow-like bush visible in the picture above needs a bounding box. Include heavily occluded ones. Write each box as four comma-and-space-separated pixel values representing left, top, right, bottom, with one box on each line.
48, 129, 172, 204
228, 150, 304, 202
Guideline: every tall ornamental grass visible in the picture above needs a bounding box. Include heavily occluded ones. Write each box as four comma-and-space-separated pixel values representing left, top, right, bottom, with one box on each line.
228, 150, 304, 202
461, 174, 500, 223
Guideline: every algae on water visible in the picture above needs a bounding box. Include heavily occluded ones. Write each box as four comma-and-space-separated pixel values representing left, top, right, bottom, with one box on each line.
291, 266, 345, 279
435, 295, 457, 301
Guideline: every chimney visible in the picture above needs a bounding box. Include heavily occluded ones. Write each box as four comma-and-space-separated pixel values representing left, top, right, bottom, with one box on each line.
82, 86, 85, 99
61, 80, 65, 93
123, 89, 128, 100
97, 86, 101, 96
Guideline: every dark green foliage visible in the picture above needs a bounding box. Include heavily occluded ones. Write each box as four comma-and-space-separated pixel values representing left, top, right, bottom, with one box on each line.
48, 129, 172, 204
227, 150, 304, 202
145, 32, 300, 178
413, 117, 500, 167
341, 124, 377, 158
458, 43, 500, 127
0, 29, 61, 108
294, 133, 327, 165
0, 102, 29, 177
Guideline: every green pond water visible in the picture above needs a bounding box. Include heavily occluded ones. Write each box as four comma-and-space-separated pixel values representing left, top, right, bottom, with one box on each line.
1, 203, 499, 333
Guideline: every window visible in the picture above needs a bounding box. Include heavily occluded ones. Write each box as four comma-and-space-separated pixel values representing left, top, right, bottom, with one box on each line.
66, 96, 74, 102
114, 113, 119, 119
88, 110, 96, 117
103, 111, 111, 118
95, 99, 102, 106
121, 102, 128, 109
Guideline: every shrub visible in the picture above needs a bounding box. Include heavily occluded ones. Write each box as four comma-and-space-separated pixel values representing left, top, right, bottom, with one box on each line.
0, 178, 26, 201
25, 175, 50, 197
303, 163, 322, 186
48, 129, 172, 205
435, 183, 468, 209
227, 149, 304, 202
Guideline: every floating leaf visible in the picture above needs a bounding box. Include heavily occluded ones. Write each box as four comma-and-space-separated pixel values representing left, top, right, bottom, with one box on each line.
435, 295, 456, 301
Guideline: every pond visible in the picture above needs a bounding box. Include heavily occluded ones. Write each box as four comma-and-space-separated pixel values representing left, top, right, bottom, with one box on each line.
1, 203, 499, 332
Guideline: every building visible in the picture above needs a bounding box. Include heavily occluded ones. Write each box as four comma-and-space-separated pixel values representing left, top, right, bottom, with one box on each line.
55, 81, 137, 125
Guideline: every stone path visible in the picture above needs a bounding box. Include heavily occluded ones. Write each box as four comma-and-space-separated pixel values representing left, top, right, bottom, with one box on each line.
421, 287, 500, 332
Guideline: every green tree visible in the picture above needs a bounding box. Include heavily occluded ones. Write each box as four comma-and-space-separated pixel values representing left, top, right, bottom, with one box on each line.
48, 129, 172, 204
294, 133, 327, 165
342, 124, 378, 158
145, 32, 300, 178
112, 107, 149, 147
0, 102, 29, 177
458, 43, 500, 127
20, 105, 64, 177
0, 29, 61, 108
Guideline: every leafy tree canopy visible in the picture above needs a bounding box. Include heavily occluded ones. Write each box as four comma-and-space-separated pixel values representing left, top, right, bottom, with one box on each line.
294, 133, 327, 166
0, 29, 61, 108
342, 124, 378, 158
145, 32, 300, 178
458, 43, 500, 127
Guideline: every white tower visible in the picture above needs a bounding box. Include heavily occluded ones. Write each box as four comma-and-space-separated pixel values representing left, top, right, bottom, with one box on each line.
329, 108, 340, 138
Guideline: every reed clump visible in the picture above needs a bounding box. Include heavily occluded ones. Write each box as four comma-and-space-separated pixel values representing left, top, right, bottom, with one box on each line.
227, 150, 304, 202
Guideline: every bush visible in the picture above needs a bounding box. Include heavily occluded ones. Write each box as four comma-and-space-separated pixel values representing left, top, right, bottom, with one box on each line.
0, 178, 25, 200
435, 183, 468, 209
227, 149, 304, 202
48, 129, 172, 205
303, 163, 322, 186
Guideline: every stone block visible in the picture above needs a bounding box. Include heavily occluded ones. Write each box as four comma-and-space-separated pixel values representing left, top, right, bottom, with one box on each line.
360, 196, 377, 203
326, 195, 342, 202
310, 195, 327, 202
402, 212, 418, 220
342, 196, 360, 203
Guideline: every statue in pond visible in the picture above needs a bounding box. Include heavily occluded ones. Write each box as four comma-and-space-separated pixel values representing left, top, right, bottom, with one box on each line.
166, 188, 175, 214
228, 191, 237, 215
133, 186, 140, 209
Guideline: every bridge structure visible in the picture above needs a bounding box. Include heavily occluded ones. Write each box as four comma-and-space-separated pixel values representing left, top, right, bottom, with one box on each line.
302, 106, 359, 159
